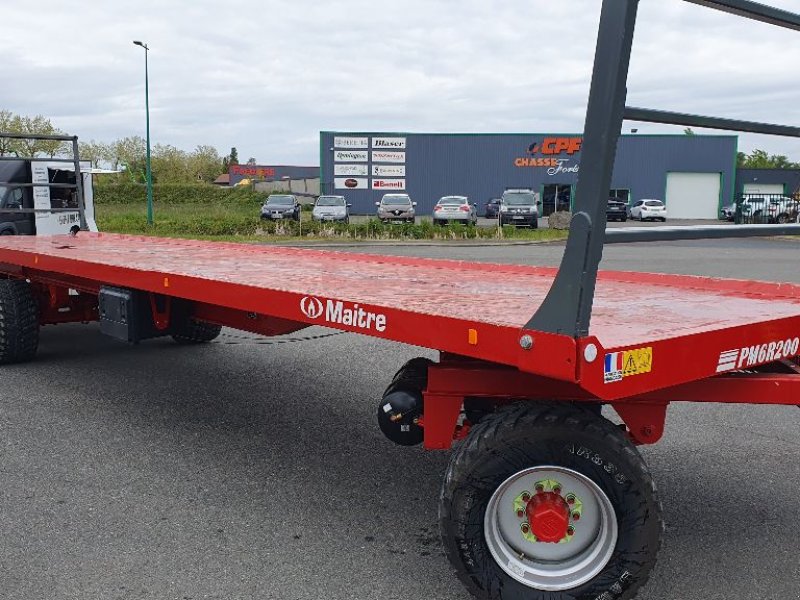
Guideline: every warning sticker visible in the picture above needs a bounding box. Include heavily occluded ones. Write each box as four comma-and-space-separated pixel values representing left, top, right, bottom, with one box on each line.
604, 347, 653, 384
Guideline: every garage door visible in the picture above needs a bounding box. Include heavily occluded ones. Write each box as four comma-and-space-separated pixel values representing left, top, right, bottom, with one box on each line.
743, 183, 784, 195
665, 172, 721, 219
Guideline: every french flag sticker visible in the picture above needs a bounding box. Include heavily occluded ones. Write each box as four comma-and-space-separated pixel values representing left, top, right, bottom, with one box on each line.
604, 352, 624, 383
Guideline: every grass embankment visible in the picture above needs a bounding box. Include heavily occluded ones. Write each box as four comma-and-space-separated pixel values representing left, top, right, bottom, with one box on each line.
93, 182, 566, 242
95, 203, 567, 243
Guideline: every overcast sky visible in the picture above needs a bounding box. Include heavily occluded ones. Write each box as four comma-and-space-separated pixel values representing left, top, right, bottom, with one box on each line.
1, 0, 797, 164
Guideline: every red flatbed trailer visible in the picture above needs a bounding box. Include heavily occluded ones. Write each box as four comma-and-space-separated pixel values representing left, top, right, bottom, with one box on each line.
2, 1, 799, 599
1, 232, 800, 441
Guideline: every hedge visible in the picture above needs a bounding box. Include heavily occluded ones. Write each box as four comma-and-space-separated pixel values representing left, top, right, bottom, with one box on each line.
94, 182, 270, 205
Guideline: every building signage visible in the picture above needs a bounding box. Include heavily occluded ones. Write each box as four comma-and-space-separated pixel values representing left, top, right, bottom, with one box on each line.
334, 136, 369, 149
230, 164, 276, 178
372, 165, 406, 177
529, 137, 583, 155
372, 137, 406, 149
335, 177, 368, 189
335, 164, 368, 176
514, 136, 582, 175
547, 159, 580, 176
334, 150, 368, 162
372, 151, 406, 163
372, 179, 406, 190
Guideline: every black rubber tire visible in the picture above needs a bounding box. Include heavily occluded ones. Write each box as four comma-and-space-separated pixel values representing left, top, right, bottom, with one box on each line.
171, 319, 222, 344
440, 402, 662, 600
531, 219, 539, 229
0, 230, 14, 235
0, 279, 40, 364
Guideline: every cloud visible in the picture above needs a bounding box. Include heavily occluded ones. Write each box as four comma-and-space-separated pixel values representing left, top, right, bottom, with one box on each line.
1, 0, 797, 163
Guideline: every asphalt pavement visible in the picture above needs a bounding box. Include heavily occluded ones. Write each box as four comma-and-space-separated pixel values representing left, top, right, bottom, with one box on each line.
1, 238, 798, 600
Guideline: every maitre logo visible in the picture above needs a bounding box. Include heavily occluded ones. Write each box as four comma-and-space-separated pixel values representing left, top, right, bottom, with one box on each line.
300, 296, 324, 319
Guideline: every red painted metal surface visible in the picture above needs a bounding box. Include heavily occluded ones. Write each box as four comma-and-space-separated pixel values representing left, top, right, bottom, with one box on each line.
423, 361, 800, 448
33, 283, 98, 325
0, 233, 799, 402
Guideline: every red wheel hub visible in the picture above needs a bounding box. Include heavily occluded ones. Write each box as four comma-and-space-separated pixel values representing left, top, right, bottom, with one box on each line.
526, 492, 570, 543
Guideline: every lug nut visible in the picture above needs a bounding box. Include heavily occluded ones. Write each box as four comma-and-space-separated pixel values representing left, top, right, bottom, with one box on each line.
534, 484, 544, 493
573, 512, 581, 521
521, 492, 531, 502
521, 523, 530, 533
567, 526, 575, 536
553, 486, 562, 495
566, 496, 575, 505
516, 509, 525, 518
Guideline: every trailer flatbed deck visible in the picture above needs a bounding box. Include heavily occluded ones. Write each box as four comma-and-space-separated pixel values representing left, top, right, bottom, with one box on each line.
1, 232, 799, 402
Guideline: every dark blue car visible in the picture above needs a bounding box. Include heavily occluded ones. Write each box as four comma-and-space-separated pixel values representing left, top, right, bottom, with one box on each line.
484, 198, 502, 218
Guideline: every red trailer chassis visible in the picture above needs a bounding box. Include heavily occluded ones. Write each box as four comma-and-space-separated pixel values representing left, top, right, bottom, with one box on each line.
1, 232, 798, 450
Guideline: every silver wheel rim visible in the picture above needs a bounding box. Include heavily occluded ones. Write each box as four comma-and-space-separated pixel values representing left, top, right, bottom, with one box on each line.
484, 466, 618, 592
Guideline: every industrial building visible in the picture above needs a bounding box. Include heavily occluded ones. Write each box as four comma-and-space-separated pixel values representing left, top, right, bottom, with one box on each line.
736, 168, 800, 197
227, 164, 318, 186
319, 132, 740, 218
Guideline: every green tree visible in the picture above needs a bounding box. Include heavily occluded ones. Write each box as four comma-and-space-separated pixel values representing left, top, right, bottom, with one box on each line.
110, 136, 147, 181
246, 157, 256, 165
188, 145, 224, 182
12, 115, 68, 157
79, 140, 111, 168
683, 127, 695, 135
0, 110, 21, 156
229, 146, 239, 165
151, 143, 190, 183
737, 148, 799, 169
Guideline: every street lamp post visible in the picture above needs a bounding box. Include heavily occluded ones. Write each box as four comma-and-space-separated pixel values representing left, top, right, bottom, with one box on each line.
133, 40, 154, 225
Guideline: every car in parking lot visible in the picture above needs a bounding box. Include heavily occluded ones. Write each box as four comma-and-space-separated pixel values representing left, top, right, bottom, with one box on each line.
499, 189, 540, 228
606, 198, 628, 222
721, 195, 799, 223
736, 196, 793, 223
630, 199, 667, 221
433, 196, 478, 226
376, 193, 416, 224
484, 197, 502, 219
720, 202, 736, 221
762, 196, 799, 223
312, 195, 350, 223
260, 194, 301, 221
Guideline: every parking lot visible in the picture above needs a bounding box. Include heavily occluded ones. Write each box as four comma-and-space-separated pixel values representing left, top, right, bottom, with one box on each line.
1, 237, 799, 600
346, 215, 726, 229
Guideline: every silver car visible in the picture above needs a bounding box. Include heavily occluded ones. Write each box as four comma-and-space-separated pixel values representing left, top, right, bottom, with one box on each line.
312, 195, 350, 223
376, 193, 417, 224
432, 196, 478, 226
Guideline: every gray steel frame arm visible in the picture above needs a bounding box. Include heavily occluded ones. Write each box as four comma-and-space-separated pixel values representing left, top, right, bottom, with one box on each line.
526, 0, 799, 339
625, 107, 800, 138
525, 0, 640, 337
605, 224, 800, 244
682, 0, 800, 31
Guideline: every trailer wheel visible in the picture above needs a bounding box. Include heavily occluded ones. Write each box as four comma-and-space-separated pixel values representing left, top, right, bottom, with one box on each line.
0, 279, 40, 364
440, 402, 662, 600
171, 319, 222, 344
